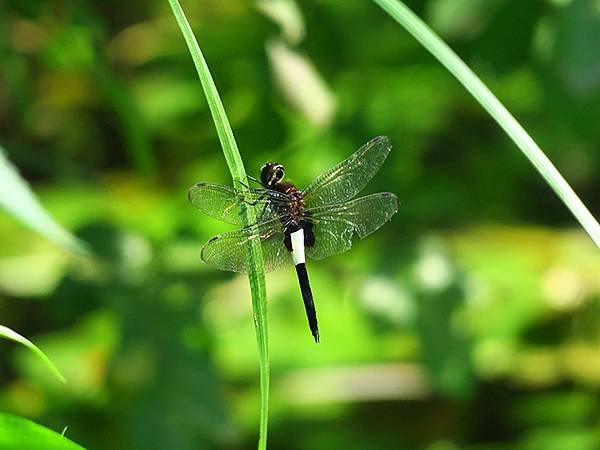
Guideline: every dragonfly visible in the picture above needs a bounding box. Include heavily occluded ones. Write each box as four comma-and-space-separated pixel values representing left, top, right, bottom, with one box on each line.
189, 136, 399, 343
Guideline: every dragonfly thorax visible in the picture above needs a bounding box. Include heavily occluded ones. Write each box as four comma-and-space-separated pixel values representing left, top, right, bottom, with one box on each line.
277, 182, 305, 223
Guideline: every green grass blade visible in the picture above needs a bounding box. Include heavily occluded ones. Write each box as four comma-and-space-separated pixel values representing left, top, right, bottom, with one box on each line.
167, 1, 270, 449
0, 325, 66, 384
0, 146, 89, 255
0, 413, 85, 450
372, 0, 600, 249
168, 1, 246, 181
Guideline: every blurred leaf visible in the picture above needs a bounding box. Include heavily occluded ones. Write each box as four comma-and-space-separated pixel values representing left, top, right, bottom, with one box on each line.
470, 0, 544, 71
555, 0, 600, 94
256, 0, 305, 44
94, 61, 156, 178
41, 25, 95, 70
0, 146, 88, 255
426, 0, 500, 39
0, 250, 69, 297
520, 427, 598, 450
266, 38, 336, 127
0, 413, 85, 450
132, 73, 205, 129
513, 391, 596, 427
0, 325, 65, 384
413, 239, 474, 398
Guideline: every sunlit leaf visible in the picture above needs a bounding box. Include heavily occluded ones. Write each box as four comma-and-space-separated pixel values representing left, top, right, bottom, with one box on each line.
0, 413, 85, 450
266, 38, 337, 128
256, 0, 305, 44
0, 146, 88, 255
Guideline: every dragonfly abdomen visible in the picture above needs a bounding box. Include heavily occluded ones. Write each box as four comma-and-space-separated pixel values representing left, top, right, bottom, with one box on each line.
295, 262, 320, 343
284, 226, 320, 343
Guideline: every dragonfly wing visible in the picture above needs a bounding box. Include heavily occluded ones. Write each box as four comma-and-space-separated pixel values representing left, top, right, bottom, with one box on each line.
302, 136, 392, 208
305, 192, 399, 260
188, 183, 290, 225
201, 218, 291, 273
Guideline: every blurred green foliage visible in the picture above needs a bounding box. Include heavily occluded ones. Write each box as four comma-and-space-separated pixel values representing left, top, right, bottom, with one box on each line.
0, 1, 599, 449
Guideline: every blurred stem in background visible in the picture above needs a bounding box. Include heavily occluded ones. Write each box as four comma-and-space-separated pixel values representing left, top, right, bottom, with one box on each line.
93, 57, 156, 180
167, 1, 270, 449
373, 0, 600, 249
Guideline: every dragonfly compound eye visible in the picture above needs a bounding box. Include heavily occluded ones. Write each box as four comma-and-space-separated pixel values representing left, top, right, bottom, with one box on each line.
260, 162, 284, 186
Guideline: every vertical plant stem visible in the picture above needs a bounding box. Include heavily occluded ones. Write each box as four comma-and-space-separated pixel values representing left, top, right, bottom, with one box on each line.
167, 1, 270, 448
373, 0, 600, 249
94, 59, 156, 179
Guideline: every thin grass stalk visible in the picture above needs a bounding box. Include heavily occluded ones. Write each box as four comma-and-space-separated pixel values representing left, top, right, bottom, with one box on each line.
0, 326, 65, 384
372, 0, 600, 249
167, 1, 270, 448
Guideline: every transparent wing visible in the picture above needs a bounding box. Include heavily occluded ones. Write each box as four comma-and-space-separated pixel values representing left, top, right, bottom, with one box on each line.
302, 136, 392, 208
305, 193, 399, 260
200, 218, 291, 273
188, 183, 291, 225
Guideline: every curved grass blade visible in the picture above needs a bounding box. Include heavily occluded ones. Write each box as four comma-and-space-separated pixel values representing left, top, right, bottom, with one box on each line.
0, 146, 89, 255
0, 325, 65, 384
372, 0, 600, 249
167, 1, 270, 449
0, 413, 85, 450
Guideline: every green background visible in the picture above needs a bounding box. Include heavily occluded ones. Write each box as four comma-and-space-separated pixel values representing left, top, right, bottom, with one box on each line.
1, 0, 600, 449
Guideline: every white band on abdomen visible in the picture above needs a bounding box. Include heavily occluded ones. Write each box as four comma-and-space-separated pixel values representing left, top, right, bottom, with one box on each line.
290, 229, 305, 265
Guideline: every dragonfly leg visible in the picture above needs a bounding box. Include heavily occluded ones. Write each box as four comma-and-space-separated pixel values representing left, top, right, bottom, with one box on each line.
235, 179, 251, 190
247, 174, 262, 186
236, 176, 262, 190
237, 191, 271, 222
257, 202, 270, 221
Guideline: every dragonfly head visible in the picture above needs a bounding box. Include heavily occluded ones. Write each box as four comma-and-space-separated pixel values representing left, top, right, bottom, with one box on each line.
260, 162, 285, 187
